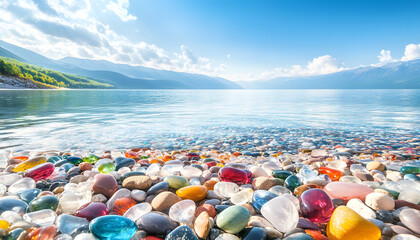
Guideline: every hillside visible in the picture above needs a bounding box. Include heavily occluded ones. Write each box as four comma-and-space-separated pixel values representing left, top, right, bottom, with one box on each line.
0, 57, 112, 88
239, 59, 420, 89
0, 40, 242, 89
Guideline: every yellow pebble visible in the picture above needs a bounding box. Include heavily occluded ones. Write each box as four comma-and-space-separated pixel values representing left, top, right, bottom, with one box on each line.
326, 206, 381, 240
0, 220, 10, 230
13, 157, 46, 172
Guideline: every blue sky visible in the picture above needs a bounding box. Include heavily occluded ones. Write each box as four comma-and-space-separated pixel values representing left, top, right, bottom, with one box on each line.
0, 0, 420, 80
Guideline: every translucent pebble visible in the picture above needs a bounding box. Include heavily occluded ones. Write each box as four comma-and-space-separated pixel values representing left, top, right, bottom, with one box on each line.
1, 211, 22, 224
339, 176, 362, 184
398, 189, 420, 204
298, 167, 317, 184
23, 209, 57, 226
59, 191, 91, 214
160, 164, 183, 177
74, 233, 97, 240
381, 181, 403, 193
189, 178, 201, 185
399, 180, 420, 191
169, 199, 196, 224
8, 178, 36, 195
350, 164, 369, 174
146, 163, 160, 177
261, 195, 299, 233
214, 182, 239, 198
361, 181, 381, 189
94, 158, 112, 168
181, 166, 203, 179
231, 188, 253, 205
327, 160, 347, 171
261, 161, 282, 175
268, 186, 292, 195
0, 173, 22, 186
123, 202, 152, 222
56, 214, 89, 235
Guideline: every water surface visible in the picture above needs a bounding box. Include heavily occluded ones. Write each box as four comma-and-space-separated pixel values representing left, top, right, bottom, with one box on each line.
0, 89, 419, 151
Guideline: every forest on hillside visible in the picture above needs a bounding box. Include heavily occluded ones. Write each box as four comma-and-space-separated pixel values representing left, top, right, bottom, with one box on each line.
0, 57, 112, 88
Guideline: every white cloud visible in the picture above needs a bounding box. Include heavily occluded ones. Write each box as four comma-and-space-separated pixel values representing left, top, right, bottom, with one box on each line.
378, 49, 394, 63
106, 0, 136, 22
255, 55, 346, 80
401, 43, 420, 61
0, 0, 227, 77
226, 54, 230, 59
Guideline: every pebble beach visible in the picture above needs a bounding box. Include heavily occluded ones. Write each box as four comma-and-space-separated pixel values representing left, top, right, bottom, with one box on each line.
0, 132, 419, 240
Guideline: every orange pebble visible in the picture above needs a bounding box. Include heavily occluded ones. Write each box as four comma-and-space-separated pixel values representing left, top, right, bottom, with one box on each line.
232, 152, 241, 157
125, 151, 139, 159
203, 180, 217, 191
176, 186, 207, 202
162, 155, 174, 162
318, 167, 342, 181
195, 203, 216, 218
26, 225, 57, 240
113, 197, 137, 215
305, 229, 329, 240
12, 155, 29, 161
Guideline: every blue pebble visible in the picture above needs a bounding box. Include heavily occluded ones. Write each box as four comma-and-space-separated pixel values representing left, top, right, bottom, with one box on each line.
90, 215, 137, 240
252, 190, 278, 211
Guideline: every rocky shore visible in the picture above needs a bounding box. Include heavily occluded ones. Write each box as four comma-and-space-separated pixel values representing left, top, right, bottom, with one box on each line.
0, 75, 56, 89
0, 142, 419, 240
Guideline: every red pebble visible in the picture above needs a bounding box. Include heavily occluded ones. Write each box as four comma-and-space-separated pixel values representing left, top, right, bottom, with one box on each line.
195, 203, 217, 218
24, 162, 55, 181
219, 167, 249, 184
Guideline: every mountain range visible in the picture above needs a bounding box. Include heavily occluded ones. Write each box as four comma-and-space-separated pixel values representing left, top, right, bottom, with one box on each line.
0, 40, 241, 89
1, 40, 419, 89
239, 60, 420, 89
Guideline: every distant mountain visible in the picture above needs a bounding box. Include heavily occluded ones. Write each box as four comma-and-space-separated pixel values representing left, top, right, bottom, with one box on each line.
0, 40, 241, 89
239, 60, 420, 89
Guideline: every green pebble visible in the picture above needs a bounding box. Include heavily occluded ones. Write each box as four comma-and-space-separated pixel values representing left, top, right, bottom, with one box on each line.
83, 154, 99, 164
98, 162, 116, 174
285, 175, 301, 192
29, 195, 59, 212
216, 205, 250, 234
164, 175, 188, 189
272, 170, 293, 180
401, 166, 420, 175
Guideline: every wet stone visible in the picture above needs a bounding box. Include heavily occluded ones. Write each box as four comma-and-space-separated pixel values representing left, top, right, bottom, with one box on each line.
75, 202, 109, 221
165, 226, 198, 240
28, 195, 59, 212
137, 212, 178, 235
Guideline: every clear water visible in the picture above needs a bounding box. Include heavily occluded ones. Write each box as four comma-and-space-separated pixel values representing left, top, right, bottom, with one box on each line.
0, 89, 419, 151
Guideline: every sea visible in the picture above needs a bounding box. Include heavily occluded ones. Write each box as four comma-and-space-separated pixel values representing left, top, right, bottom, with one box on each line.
0, 89, 419, 153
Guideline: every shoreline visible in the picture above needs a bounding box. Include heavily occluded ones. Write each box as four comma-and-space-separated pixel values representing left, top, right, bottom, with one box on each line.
0, 144, 419, 239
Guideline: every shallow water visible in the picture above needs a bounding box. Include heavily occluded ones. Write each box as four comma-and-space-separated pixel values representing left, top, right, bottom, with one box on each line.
0, 89, 419, 151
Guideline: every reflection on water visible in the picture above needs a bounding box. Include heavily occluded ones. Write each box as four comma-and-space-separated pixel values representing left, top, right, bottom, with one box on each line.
0, 89, 419, 151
